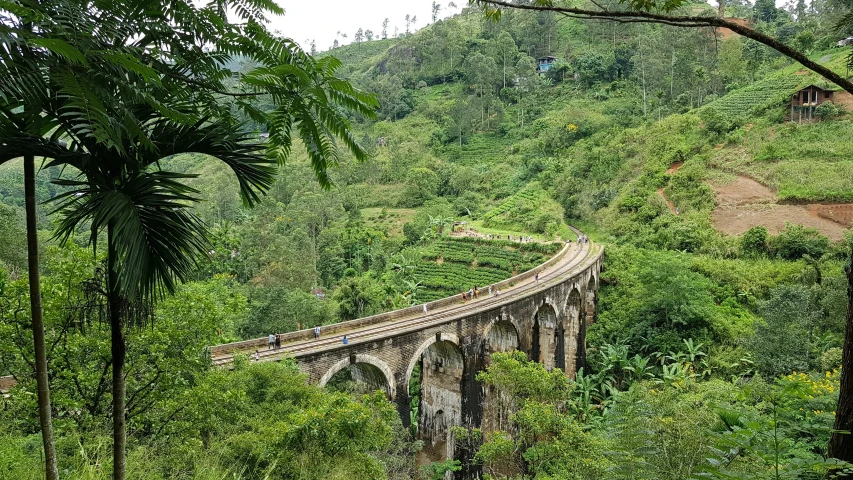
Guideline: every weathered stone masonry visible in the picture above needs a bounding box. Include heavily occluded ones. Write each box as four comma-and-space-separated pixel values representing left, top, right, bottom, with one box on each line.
299, 252, 602, 457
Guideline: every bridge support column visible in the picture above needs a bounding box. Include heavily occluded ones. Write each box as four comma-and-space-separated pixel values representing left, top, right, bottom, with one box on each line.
396, 384, 411, 429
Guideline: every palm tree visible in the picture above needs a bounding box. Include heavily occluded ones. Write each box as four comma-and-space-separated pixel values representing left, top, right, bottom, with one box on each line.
46, 112, 276, 479
0, 142, 60, 480
0, 97, 65, 480
3, 2, 376, 478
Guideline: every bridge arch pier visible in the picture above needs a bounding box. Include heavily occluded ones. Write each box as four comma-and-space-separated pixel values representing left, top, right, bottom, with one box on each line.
564, 288, 582, 376
211, 239, 604, 475
412, 334, 465, 464
318, 353, 397, 399
532, 302, 559, 370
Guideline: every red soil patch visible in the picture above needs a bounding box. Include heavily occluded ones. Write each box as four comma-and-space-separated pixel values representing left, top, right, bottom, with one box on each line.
833, 91, 853, 110
710, 176, 850, 240
666, 161, 684, 174
657, 188, 678, 214
810, 204, 853, 228
713, 177, 775, 207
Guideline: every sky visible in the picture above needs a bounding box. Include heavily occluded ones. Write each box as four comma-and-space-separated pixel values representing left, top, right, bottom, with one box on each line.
272, 0, 451, 51
272, 0, 790, 52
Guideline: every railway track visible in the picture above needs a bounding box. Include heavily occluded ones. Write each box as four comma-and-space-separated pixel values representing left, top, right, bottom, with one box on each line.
212, 234, 599, 367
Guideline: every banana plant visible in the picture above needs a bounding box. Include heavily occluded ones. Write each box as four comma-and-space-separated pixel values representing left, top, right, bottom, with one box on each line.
625, 354, 655, 383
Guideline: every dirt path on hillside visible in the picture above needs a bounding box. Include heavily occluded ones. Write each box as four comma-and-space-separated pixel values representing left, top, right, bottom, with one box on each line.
710, 176, 850, 240
657, 188, 678, 214
658, 162, 685, 214
666, 161, 684, 174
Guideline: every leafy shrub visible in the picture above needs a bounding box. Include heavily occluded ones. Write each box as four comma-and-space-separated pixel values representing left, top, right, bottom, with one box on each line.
617, 193, 646, 213
814, 101, 840, 120
771, 223, 830, 260
740, 226, 769, 257
699, 107, 736, 135
403, 167, 439, 207
750, 284, 818, 377
570, 52, 614, 85
592, 246, 728, 355
820, 347, 843, 372
650, 214, 714, 253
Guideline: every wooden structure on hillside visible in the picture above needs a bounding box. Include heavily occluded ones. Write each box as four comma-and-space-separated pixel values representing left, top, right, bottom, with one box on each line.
791, 84, 835, 122
536, 56, 558, 76
451, 221, 468, 233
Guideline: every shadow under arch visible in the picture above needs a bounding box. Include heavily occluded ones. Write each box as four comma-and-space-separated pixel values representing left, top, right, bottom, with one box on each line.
318, 354, 397, 400
563, 288, 583, 374
404, 332, 461, 392
483, 319, 520, 358
532, 302, 558, 369
585, 272, 598, 324
408, 334, 465, 465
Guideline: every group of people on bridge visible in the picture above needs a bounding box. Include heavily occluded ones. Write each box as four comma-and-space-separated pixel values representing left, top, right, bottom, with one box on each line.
461, 284, 501, 301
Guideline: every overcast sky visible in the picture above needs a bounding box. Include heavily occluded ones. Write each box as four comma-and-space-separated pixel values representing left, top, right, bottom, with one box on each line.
273, 0, 447, 51
272, 0, 788, 52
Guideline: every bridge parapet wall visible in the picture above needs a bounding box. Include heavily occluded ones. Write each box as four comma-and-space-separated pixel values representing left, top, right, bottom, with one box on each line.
208, 240, 579, 358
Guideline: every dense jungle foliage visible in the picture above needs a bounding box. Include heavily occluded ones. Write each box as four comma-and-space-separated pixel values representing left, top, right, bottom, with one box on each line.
3, 0, 853, 478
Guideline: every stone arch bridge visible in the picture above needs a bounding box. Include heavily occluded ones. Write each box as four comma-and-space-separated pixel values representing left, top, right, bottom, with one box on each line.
210, 237, 603, 464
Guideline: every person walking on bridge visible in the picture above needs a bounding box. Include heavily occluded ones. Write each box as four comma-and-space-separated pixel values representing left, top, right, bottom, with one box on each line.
535, 273, 539, 284
268, 333, 275, 350
314, 325, 321, 339
342, 335, 349, 345
275, 333, 281, 350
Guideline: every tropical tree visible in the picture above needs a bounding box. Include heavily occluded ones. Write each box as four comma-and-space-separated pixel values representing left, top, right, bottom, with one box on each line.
0, 111, 59, 479
491, 31, 519, 88
474, 0, 853, 465
1, 2, 377, 479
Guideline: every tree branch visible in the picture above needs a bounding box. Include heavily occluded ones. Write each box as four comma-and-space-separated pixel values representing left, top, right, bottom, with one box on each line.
476, 0, 853, 95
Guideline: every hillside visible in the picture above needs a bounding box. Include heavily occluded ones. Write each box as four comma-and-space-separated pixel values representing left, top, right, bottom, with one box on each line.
3, 1, 853, 479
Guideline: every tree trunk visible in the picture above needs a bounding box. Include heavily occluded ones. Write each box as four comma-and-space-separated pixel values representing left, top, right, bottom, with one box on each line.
108, 222, 127, 480
828, 253, 853, 464
640, 47, 647, 117
24, 155, 60, 480
670, 50, 675, 99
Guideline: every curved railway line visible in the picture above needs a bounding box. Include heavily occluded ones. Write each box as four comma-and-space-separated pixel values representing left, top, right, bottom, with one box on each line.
211, 230, 600, 367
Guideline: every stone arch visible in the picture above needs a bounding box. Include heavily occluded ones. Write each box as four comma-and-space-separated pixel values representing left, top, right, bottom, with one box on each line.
585, 273, 598, 325
563, 288, 583, 375
413, 336, 465, 465
318, 354, 397, 399
532, 302, 558, 369
483, 319, 520, 357
587, 269, 599, 291
405, 332, 461, 391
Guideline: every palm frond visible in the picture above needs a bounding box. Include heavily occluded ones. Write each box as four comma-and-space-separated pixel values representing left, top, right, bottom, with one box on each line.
51, 171, 209, 298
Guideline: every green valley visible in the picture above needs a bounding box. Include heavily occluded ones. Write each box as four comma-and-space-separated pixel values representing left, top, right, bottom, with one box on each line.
3, 0, 853, 478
